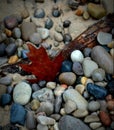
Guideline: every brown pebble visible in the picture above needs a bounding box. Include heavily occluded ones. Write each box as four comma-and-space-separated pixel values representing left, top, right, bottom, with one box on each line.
107, 100, 114, 111
75, 8, 84, 16
99, 111, 112, 126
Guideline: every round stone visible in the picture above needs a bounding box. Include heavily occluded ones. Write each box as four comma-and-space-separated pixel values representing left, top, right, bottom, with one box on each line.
71, 50, 84, 63
54, 32, 63, 42
37, 28, 49, 40
63, 20, 71, 28
63, 33, 72, 44
45, 17, 53, 29
13, 82, 32, 105
83, 48, 92, 57
34, 8, 45, 18
13, 27, 21, 39
88, 100, 100, 112
52, 8, 61, 17
61, 60, 72, 72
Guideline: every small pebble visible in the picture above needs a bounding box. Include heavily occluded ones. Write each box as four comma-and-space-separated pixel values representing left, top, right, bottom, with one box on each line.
46, 82, 56, 89
63, 33, 72, 44
0, 76, 12, 85
54, 95, 62, 113
61, 60, 72, 72
30, 99, 40, 111
13, 27, 21, 39
75, 84, 85, 94
54, 32, 63, 42
84, 114, 100, 123
45, 17, 53, 29
83, 11, 90, 20
1, 94, 11, 106
8, 55, 18, 64
52, 6, 61, 17
89, 122, 102, 130
0, 43, 7, 56
63, 20, 71, 28
72, 109, 88, 118
37, 28, 49, 39
34, 8, 45, 18
88, 100, 100, 112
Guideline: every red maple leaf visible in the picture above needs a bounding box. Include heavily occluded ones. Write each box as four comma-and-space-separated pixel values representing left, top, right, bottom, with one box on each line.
19, 43, 64, 82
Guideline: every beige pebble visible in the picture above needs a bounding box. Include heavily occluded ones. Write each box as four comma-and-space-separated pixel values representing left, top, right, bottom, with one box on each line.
46, 82, 56, 89
60, 108, 66, 115
107, 41, 114, 48
81, 76, 88, 85
89, 122, 102, 129
85, 78, 94, 86
8, 55, 18, 64
110, 48, 114, 58
75, 84, 85, 94
72, 109, 88, 118
31, 99, 40, 111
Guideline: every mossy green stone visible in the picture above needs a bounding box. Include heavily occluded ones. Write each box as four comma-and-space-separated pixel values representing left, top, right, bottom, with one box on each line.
87, 3, 106, 19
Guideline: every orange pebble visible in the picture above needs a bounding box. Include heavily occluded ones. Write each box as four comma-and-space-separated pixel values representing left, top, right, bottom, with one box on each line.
5, 28, 12, 37
61, 84, 68, 89
75, 9, 84, 16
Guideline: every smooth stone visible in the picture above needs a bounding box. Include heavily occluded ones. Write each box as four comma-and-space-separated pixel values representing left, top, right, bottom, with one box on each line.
13, 27, 21, 39
30, 99, 40, 111
34, 8, 45, 18
87, 83, 108, 99
87, 3, 106, 19
13, 82, 32, 105
55, 24, 63, 33
46, 82, 56, 89
89, 122, 102, 130
88, 100, 100, 112
0, 43, 7, 56
64, 100, 77, 114
91, 45, 114, 74
8, 55, 18, 64
15, 39, 23, 46
61, 60, 72, 72
10, 103, 27, 125
97, 32, 112, 45
29, 32, 42, 44
32, 88, 54, 102
91, 68, 105, 82
63, 89, 88, 110
63, 20, 71, 28
37, 124, 48, 130
52, 8, 61, 17
75, 84, 85, 94
37, 101, 54, 115
71, 50, 84, 63
50, 114, 61, 121
68, 0, 79, 10
4, 15, 18, 29
21, 7, 29, 19
21, 50, 29, 59
83, 48, 92, 57
58, 115, 91, 130
72, 61, 84, 75
37, 28, 49, 39
37, 115, 55, 125
72, 109, 88, 118
83, 11, 90, 20
84, 114, 100, 123
54, 95, 62, 113
63, 33, 72, 44
110, 48, 114, 58
0, 57, 8, 66
45, 17, 53, 29
0, 85, 7, 98
59, 72, 76, 85
5, 43, 17, 57
54, 32, 63, 42
82, 58, 98, 77
0, 76, 12, 85
0, 32, 7, 42
21, 22, 36, 41
38, 80, 46, 88
107, 80, 114, 95
26, 111, 36, 129
1, 94, 11, 106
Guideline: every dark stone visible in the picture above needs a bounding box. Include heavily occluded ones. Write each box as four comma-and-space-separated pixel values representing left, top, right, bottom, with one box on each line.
0, 126, 2, 130
2, 124, 19, 130
87, 83, 108, 99
58, 115, 91, 130
7, 86, 13, 94
32, 83, 40, 92
10, 103, 27, 125
61, 60, 72, 72
38, 80, 46, 88
63, 20, 71, 28
63, 33, 72, 44
0, 43, 7, 56
54, 95, 62, 113
83, 48, 92, 57
5, 43, 17, 57
52, 7, 61, 17
72, 61, 84, 75
68, 0, 80, 10
1, 94, 11, 106
107, 80, 114, 95
34, 8, 45, 18
45, 17, 53, 29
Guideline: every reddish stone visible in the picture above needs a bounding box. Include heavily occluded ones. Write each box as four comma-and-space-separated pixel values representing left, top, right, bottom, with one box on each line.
107, 100, 114, 111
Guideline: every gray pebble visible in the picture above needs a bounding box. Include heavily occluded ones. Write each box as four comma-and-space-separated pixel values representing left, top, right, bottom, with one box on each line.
13, 27, 21, 39
88, 100, 100, 112
0, 76, 12, 85
34, 8, 45, 18
29, 33, 42, 44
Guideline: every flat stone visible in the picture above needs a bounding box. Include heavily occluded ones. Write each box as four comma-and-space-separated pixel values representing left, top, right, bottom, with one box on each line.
89, 122, 102, 130
84, 114, 100, 123
37, 124, 48, 130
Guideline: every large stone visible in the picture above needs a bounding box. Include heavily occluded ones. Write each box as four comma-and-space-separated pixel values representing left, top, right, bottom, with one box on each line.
87, 3, 106, 19
21, 22, 36, 41
91, 46, 114, 74
58, 115, 91, 130
13, 82, 32, 105
63, 89, 88, 110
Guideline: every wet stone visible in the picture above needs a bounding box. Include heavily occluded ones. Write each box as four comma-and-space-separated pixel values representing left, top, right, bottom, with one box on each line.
63, 20, 71, 28
87, 83, 108, 99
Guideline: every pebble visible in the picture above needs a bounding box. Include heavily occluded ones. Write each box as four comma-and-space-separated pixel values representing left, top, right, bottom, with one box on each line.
46, 82, 56, 89
59, 72, 76, 85
83, 47, 92, 57
5, 28, 12, 37
0, 85, 7, 98
110, 48, 114, 58
0, 32, 7, 42
26, 111, 36, 129
37, 115, 55, 125
83, 11, 90, 20
55, 24, 63, 33
71, 50, 84, 63
10, 103, 27, 125
107, 80, 114, 95
99, 111, 112, 126
87, 3, 106, 19
75, 8, 84, 16
21, 21, 36, 41
1, 94, 11, 106
32, 88, 54, 102
84, 114, 100, 123
8, 55, 19, 64
58, 115, 91, 130
37, 28, 49, 39
0, 76, 12, 85
88, 100, 100, 112
75, 84, 85, 94
107, 100, 114, 111
37, 101, 54, 115
52, 6, 61, 17
91, 45, 114, 74
87, 83, 108, 99
5, 43, 17, 57
54, 95, 62, 113
63, 33, 72, 44
97, 32, 112, 45
54, 32, 63, 42
37, 124, 48, 130
21, 7, 29, 19
72, 61, 84, 75
0, 43, 7, 56
68, 0, 79, 10
63, 89, 88, 110
83, 58, 98, 77
29, 32, 42, 45
4, 15, 18, 29
34, 8, 45, 18
13, 82, 32, 105
61, 60, 72, 72
30, 99, 40, 111
63, 20, 71, 28
89, 122, 102, 130
64, 100, 77, 114
45, 17, 53, 29
12, 27, 21, 39
50, 114, 61, 121
72, 109, 88, 118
